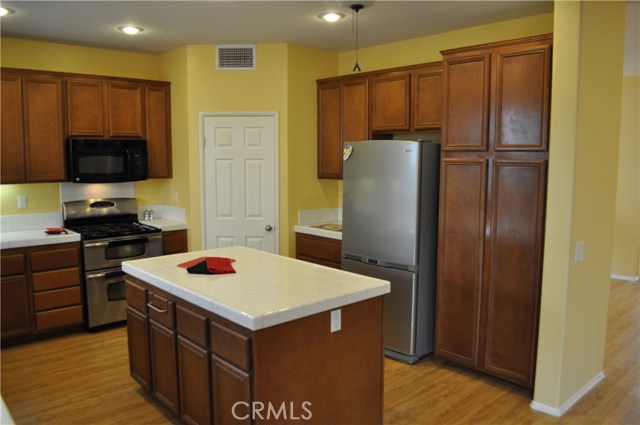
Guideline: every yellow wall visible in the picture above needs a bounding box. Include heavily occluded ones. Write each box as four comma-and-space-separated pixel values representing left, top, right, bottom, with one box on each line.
611, 75, 640, 279
534, 0, 626, 410
338, 13, 553, 75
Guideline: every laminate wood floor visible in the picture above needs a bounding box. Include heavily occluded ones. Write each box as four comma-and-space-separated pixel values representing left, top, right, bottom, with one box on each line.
1, 280, 638, 425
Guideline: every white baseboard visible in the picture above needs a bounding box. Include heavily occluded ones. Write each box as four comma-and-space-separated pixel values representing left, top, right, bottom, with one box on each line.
611, 273, 640, 282
530, 371, 605, 417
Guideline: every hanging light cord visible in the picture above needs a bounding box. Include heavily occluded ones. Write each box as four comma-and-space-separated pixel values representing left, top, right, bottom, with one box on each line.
351, 4, 363, 72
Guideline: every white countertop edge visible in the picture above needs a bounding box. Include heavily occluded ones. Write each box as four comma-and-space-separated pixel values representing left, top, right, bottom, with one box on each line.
140, 219, 187, 232
294, 225, 342, 240
0, 230, 81, 250
122, 261, 389, 331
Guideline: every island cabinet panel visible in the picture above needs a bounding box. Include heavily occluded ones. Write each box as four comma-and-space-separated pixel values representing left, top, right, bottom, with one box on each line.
125, 270, 385, 425
436, 34, 552, 389
126, 306, 152, 391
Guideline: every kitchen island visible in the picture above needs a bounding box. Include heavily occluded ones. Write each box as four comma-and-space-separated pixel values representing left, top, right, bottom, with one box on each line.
122, 246, 389, 425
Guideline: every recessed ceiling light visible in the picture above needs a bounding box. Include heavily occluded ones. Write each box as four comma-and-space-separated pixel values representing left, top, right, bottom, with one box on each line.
118, 25, 144, 35
0, 6, 14, 17
320, 12, 345, 23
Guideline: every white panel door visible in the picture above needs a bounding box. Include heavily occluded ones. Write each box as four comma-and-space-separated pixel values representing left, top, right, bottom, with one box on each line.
203, 114, 277, 252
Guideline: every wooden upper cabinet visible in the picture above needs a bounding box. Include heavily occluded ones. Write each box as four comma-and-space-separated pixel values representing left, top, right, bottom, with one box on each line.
67, 79, 105, 136
412, 64, 443, 130
1, 74, 26, 183
145, 83, 172, 178
370, 72, 410, 132
342, 78, 369, 143
441, 53, 491, 151
23, 76, 66, 182
108, 82, 144, 137
317, 80, 343, 179
494, 45, 551, 151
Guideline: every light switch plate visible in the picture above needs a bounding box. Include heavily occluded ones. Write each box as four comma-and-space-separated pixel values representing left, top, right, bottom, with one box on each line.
17, 195, 27, 209
574, 241, 584, 262
330, 309, 341, 333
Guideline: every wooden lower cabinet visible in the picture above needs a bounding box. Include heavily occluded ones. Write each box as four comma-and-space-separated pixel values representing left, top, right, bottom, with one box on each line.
1, 242, 83, 343
163, 229, 188, 255
295, 232, 341, 269
125, 274, 384, 425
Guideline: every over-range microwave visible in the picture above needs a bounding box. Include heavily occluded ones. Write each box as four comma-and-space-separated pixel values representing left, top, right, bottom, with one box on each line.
67, 138, 148, 183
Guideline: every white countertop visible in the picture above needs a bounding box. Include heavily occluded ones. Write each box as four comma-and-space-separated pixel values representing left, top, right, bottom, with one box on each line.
123, 246, 389, 331
140, 219, 187, 232
0, 229, 81, 250
294, 223, 342, 240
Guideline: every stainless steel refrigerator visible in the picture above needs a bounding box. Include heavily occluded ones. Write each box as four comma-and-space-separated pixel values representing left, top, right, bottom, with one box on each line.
341, 140, 440, 364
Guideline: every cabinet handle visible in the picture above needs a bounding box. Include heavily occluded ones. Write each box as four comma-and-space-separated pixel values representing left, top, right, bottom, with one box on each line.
147, 302, 168, 314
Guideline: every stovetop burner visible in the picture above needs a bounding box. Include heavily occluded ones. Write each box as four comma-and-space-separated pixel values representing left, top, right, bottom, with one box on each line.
66, 222, 161, 240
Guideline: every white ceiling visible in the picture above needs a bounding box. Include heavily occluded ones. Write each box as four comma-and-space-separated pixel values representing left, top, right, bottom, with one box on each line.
0, 1, 555, 54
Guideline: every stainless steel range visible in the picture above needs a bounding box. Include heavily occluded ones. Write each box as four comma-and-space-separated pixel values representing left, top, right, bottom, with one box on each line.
63, 198, 162, 329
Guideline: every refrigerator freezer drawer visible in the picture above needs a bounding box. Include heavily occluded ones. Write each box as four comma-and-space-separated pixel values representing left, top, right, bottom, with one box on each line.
342, 258, 417, 356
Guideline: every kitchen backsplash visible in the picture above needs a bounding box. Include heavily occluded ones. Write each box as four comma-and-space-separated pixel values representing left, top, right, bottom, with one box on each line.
0, 182, 185, 233
298, 208, 342, 225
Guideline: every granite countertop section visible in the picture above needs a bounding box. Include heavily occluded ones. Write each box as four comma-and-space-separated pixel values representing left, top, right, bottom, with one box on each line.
123, 246, 389, 331
0, 229, 81, 250
140, 219, 187, 232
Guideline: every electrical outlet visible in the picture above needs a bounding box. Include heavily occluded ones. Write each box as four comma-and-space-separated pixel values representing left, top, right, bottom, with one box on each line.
330, 309, 341, 333
173, 191, 179, 202
17, 195, 27, 209
574, 241, 585, 262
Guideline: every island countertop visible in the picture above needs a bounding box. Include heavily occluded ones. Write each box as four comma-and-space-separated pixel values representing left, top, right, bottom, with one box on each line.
122, 245, 389, 331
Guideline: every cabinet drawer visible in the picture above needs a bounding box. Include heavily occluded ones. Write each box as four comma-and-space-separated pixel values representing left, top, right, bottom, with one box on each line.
34, 286, 82, 312
148, 292, 175, 330
32, 268, 80, 292
35, 305, 83, 331
210, 321, 251, 371
30, 247, 79, 271
126, 279, 148, 313
296, 233, 342, 264
1, 253, 26, 276
177, 304, 208, 347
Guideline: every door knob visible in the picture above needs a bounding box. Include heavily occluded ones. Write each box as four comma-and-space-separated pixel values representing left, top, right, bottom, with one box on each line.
265, 225, 273, 232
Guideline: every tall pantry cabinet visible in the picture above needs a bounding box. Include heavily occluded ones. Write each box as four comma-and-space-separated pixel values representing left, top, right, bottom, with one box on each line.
435, 34, 552, 389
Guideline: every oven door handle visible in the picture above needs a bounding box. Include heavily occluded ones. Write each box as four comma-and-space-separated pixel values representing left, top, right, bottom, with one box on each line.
86, 270, 126, 279
108, 237, 149, 247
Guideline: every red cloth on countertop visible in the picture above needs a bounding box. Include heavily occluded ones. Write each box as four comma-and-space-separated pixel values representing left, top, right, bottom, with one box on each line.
177, 257, 236, 274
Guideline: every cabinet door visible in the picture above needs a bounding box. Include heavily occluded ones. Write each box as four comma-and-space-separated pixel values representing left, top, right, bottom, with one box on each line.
145, 83, 172, 178
370, 72, 410, 132
1, 275, 31, 340
107, 82, 144, 137
126, 306, 152, 391
163, 230, 188, 255
211, 355, 251, 425
23, 76, 66, 182
342, 78, 369, 143
413, 66, 443, 130
435, 158, 487, 367
317, 81, 342, 179
494, 45, 551, 151
481, 158, 546, 388
150, 320, 180, 414
1, 74, 26, 182
442, 54, 490, 151
178, 336, 211, 425
67, 79, 105, 136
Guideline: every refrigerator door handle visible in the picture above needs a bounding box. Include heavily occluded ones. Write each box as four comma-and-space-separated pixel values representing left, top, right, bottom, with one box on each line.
343, 253, 416, 272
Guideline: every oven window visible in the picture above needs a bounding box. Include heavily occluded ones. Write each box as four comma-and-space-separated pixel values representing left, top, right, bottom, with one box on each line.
79, 155, 124, 174
105, 243, 146, 260
107, 281, 126, 302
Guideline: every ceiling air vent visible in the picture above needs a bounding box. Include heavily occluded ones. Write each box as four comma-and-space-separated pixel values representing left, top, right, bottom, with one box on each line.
216, 45, 256, 70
